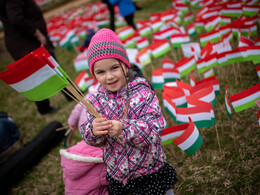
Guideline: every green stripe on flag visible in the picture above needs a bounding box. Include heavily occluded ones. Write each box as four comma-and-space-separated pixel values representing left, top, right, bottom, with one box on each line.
184, 134, 203, 155
20, 74, 67, 101
153, 47, 171, 58
233, 97, 260, 112
177, 120, 212, 128
180, 63, 196, 77
152, 82, 164, 89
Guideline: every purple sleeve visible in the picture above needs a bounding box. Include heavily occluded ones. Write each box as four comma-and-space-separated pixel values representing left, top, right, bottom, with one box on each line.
68, 102, 84, 127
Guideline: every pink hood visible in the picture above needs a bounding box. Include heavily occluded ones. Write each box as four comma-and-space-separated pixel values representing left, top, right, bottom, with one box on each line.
60, 141, 108, 195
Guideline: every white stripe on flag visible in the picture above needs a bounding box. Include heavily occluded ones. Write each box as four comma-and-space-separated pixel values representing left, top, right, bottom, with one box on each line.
231, 91, 260, 108
162, 130, 185, 142
9, 65, 56, 92
178, 126, 199, 150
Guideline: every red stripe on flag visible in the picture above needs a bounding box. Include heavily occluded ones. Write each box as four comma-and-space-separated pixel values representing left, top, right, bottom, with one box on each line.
173, 119, 195, 145
161, 123, 188, 136
0, 54, 47, 84
229, 83, 260, 102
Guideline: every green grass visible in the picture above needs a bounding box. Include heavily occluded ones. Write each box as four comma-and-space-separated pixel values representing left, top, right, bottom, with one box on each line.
0, 0, 260, 194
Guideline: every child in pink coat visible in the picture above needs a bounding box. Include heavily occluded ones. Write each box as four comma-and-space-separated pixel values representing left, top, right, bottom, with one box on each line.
60, 82, 109, 195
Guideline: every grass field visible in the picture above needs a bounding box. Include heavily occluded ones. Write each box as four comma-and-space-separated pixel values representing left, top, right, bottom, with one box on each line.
0, 0, 259, 194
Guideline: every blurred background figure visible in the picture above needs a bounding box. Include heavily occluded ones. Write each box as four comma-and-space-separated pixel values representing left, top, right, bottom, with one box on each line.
79, 28, 96, 52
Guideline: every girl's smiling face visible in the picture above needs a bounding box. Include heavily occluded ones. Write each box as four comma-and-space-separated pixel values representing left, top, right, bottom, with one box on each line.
93, 58, 128, 92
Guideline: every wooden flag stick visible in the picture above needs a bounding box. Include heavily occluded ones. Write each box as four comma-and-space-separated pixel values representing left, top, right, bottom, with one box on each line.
67, 77, 85, 98
214, 124, 222, 156
231, 119, 236, 146
65, 128, 72, 136
232, 63, 238, 85
56, 125, 70, 131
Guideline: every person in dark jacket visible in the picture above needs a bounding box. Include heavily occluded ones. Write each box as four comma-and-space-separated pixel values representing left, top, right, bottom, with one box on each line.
0, 0, 71, 114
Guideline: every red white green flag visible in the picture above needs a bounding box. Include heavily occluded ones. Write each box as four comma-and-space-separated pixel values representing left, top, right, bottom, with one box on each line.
188, 23, 196, 37
203, 68, 214, 78
136, 48, 151, 67
165, 118, 203, 155
238, 35, 255, 47
152, 68, 164, 89
0, 54, 68, 101
199, 30, 221, 47
170, 33, 190, 48
204, 16, 220, 32
137, 37, 149, 50
242, 5, 259, 17
225, 84, 232, 120
150, 39, 171, 58
138, 25, 152, 37
162, 58, 175, 68
162, 68, 180, 82
175, 56, 196, 77
75, 71, 89, 92
229, 83, 260, 113
183, 11, 194, 25
73, 50, 89, 72
162, 117, 203, 155
151, 18, 163, 32
116, 25, 135, 41
59, 29, 75, 48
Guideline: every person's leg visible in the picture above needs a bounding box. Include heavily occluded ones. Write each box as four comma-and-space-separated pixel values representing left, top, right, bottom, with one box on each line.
124, 14, 136, 30
35, 99, 59, 115
107, 2, 115, 31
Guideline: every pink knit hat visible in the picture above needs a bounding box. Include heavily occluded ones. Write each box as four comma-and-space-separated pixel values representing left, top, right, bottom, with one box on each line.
87, 28, 130, 75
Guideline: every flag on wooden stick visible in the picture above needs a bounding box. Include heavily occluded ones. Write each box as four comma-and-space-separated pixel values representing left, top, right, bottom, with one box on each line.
225, 84, 232, 120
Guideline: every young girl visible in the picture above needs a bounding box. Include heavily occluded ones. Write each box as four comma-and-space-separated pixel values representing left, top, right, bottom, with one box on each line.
80, 28, 177, 194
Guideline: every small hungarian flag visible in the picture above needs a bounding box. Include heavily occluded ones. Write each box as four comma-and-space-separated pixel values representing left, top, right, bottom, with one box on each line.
162, 58, 175, 68
204, 16, 220, 32
136, 48, 151, 67
150, 39, 171, 58
163, 84, 187, 107
136, 37, 149, 50
138, 25, 152, 37
163, 117, 203, 155
75, 71, 89, 92
186, 96, 215, 125
220, 7, 242, 17
73, 50, 89, 72
229, 83, 260, 113
160, 10, 174, 22
220, 16, 232, 26
152, 68, 164, 89
0, 53, 68, 101
170, 33, 190, 48
188, 23, 196, 37
199, 30, 221, 47
153, 27, 180, 40
162, 68, 180, 82
151, 18, 163, 32
225, 84, 232, 120
175, 56, 196, 78
256, 65, 260, 79
183, 11, 194, 25
203, 68, 214, 78
242, 5, 259, 17
59, 29, 75, 48
116, 25, 135, 41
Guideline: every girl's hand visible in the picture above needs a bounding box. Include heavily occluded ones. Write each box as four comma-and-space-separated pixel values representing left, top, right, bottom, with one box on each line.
108, 120, 122, 137
93, 117, 111, 136
34, 29, 47, 46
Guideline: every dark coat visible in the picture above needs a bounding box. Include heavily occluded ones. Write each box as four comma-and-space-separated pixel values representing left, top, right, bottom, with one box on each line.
0, 0, 54, 60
